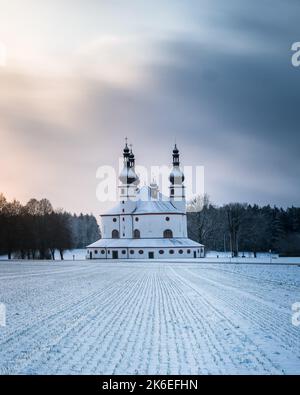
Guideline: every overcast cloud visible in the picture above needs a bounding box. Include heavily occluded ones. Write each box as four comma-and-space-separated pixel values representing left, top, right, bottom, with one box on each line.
0, 0, 299, 213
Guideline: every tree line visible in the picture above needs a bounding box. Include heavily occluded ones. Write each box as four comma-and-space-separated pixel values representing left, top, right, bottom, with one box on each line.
1, 192, 299, 259
0, 194, 100, 260
187, 195, 300, 257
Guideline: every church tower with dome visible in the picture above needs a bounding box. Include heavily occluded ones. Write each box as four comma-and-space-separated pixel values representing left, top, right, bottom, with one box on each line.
86, 140, 204, 260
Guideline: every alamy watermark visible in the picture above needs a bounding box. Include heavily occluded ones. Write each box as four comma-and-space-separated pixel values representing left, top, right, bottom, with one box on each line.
96, 159, 204, 202
292, 302, 300, 327
0, 303, 6, 327
0, 42, 7, 67
291, 42, 300, 67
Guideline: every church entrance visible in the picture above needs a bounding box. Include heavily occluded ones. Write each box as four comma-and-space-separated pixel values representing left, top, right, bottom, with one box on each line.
112, 251, 118, 259
193, 251, 197, 258
148, 252, 154, 259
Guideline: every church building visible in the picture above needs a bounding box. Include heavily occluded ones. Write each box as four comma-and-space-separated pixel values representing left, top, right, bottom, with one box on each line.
86, 141, 205, 260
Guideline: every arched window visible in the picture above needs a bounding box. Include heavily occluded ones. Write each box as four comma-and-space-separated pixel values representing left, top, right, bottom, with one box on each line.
133, 229, 140, 239
112, 229, 119, 239
163, 229, 173, 238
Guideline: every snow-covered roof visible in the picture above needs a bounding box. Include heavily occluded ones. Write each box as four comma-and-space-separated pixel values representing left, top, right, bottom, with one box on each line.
87, 238, 204, 248
103, 186, 184, 216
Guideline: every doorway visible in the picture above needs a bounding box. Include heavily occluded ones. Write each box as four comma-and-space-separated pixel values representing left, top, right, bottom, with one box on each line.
148, 252, 154, 259
90, 251, 92, 259
112, 251, 118, 259
193, 251, 197, 258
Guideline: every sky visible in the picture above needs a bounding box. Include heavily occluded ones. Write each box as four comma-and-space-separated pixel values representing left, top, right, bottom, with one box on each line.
0, 0, 299, 214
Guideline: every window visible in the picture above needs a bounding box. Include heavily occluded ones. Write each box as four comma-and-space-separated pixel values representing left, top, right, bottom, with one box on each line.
133, 229, 141, 239
163, 229, 173, 238
171, 188, 174, 195
122, 201, 125, 204
179, 250, 183, 254
113, 218, 117, 222
159, 250, 164, 254
187, 249, 191, 254
101, 250, 105, 254
95, 250, 98, 254
112, 230, 119, 239
108, 250, 110, 254
139, 250, 144, 255
130, 250, 134, 255
166, 217, 170, 221
122, 209, 125, 213
169, 250, 174, 254
122, 250, 126, 255
135, 217, 139, 222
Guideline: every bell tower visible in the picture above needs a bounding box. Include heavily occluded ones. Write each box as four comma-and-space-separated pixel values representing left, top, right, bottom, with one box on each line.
169, 144, 186, 212
118, 138, 139, 214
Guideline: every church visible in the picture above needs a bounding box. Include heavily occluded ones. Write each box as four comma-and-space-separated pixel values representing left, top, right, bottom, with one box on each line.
86, 141, 205, 260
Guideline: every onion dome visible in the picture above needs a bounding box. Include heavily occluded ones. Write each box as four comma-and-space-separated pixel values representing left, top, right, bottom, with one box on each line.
169, 166, 185, 185
123, 143, 130, 158
119, 167, 138, 184
173, 144, 179, 154
119, 142, 140, 185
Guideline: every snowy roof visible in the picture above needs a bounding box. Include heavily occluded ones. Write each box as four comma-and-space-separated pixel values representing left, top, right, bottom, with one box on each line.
103, 186, 184, 216
87, 237, 204, 248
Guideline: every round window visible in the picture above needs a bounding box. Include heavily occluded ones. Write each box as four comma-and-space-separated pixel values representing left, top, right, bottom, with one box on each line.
95, 250, 98, 254
139, 250, 144, 255
101, 250, 105, 254
179, 250, 183, 254
159, 250, 164, 254
135, 217, 139, 222
122, 250, 126, 254
113, 218, 117, 222
169, 250, 174, 254
187, 249, 191, 254
166, 217, 170, 221
130, 250, 134, 254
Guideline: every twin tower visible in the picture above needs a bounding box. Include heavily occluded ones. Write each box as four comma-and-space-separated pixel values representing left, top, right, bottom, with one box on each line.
118, 139, 186, 212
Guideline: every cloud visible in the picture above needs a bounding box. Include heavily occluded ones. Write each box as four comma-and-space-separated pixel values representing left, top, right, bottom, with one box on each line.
0, 0, 299, 213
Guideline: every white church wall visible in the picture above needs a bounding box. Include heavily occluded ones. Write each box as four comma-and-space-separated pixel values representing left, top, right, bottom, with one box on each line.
87, 247, 204, 260
133, 214, 186, 238
120, 215, 133, 238
101, 216, 120, 239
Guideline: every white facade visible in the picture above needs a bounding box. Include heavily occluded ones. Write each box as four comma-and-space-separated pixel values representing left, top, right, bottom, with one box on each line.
87, 142, 204, 260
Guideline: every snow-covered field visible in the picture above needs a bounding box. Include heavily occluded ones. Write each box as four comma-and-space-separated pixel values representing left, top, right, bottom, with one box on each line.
0, 260, 299, 375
